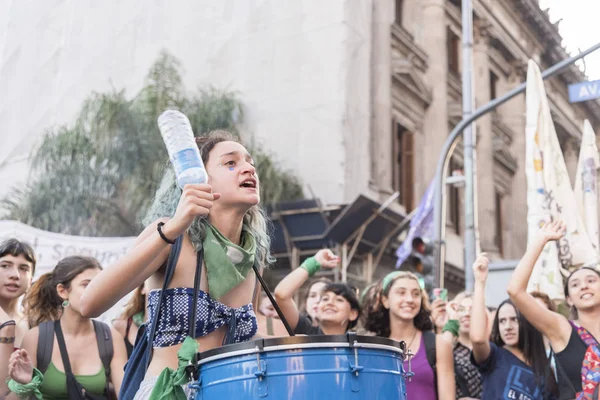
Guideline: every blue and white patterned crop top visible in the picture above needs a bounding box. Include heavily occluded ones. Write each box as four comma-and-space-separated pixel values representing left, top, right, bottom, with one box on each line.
146, 287, 258, 347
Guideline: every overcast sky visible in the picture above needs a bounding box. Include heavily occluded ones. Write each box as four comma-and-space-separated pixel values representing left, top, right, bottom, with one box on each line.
539, 0, 599, 80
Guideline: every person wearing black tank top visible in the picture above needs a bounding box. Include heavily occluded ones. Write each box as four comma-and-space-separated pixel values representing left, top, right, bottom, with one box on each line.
112, 284, 147, 358
508, 220, 600, 399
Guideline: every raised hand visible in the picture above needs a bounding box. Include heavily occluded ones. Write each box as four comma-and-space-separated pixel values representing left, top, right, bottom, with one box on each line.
447, 300, 459, 321
165, 184, 221, 238
314, 249, 340, 269
538, 220, 566, 243
430, 298, 449, 330
9, 349, 33, 384
472, 254, 489, 283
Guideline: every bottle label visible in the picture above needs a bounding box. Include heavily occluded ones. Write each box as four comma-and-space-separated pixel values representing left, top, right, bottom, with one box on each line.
171, 148, 204, 172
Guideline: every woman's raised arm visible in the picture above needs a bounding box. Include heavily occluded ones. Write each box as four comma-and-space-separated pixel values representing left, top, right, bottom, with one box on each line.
507, 220, 571, 349
81, 184, 218, 317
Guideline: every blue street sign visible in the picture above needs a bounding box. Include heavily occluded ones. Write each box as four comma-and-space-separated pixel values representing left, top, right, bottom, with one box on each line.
568, 79, 600, 103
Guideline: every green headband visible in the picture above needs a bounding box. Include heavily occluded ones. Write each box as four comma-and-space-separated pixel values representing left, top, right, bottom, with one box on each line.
382, 271, 425, 292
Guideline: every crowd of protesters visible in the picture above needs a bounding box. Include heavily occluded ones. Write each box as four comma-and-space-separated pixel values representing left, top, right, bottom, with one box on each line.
0, 131, 599, 399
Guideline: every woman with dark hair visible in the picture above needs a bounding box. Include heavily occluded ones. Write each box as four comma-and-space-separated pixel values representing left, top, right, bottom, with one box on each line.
508, 220, 600, 399
300, 277, 331, 327
0, 239, 36, 395
471, 254, 558, 400
357, 281, 381, 334
81, 131, 273, 398
364, 271, 455, 400
7, 256, 127, 399
112, 283, 148, 358
274, 249, 360, 335
0, 239, 36, 348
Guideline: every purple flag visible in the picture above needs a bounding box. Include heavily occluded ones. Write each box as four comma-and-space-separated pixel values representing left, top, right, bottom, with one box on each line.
395, 181, 435, 267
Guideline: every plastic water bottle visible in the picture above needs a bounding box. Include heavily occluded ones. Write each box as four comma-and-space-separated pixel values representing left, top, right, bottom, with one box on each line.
157, 110, 208, 188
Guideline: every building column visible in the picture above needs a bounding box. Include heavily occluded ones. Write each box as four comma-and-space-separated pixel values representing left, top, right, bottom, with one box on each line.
505, 62, 528, 258
369, 0, 394, 200
473, 21, 498, 255
421, 0, 448, 186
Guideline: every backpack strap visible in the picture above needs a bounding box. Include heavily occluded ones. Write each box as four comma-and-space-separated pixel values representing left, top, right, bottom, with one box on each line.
36, 321, 54, 374
92, 320, 113, 395
144, 234, 184, 371
423, 330, 438, 396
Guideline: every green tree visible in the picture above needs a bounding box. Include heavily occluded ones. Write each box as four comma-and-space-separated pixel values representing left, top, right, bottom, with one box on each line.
2, 51, 303, 236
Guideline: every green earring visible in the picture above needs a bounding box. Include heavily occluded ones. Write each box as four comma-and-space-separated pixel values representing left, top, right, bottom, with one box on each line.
62, 300, 69, 308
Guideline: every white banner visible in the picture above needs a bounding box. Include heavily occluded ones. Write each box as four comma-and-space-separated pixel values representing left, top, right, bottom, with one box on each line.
574, 120, 600, 255
0, 220, 136, 277
0, 220, 137, 322
525, 60, 597, 300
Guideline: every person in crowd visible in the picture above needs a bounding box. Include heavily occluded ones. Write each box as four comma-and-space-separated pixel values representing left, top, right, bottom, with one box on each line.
411, 237, 435, 293
112, 283, 148, 358
7, 256, 127, 399
80, 131, 273, 398
0, 239, 36, 395
356, 281, 381, 335
471, 254, 558, 400
274, 249, 360, 335
300, 277, 331, 327
0, 239, 36, 349
436, 292, 483, 400
364, 271, 455, 400
256, 291, 287, 337
507, 220, 600, 399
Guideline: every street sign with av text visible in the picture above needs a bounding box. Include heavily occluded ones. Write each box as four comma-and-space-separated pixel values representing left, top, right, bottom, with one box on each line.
568, 79, 600, 103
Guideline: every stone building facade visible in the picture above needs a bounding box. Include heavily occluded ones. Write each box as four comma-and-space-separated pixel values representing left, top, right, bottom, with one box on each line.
369, 0, 600, 290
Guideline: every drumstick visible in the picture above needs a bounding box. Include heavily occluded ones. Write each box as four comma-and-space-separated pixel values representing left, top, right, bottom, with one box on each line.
252, 264, 295, 336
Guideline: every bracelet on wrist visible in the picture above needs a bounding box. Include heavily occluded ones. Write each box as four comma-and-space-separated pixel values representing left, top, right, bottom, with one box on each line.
8, 368, 44, 399
0, 336, 15, 344
442, 319, 460, 337
157, 222, 176, 245
299, 256, 321, 277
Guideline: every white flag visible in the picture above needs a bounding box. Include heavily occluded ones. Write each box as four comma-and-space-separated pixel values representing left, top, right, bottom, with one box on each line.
574, 120, 600, 255
525, 61, 597, 300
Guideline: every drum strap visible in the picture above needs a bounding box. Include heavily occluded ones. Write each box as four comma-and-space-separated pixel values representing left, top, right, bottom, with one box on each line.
423, 331, 438, 397
185, 249, 204, 380
251, 264, 295, 336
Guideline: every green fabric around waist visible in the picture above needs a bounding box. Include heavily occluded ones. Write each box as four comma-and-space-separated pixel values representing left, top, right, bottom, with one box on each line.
40, 362, 106, 400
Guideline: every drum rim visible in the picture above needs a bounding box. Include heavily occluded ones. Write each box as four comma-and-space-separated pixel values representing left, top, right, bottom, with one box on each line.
197, 334, 406, 363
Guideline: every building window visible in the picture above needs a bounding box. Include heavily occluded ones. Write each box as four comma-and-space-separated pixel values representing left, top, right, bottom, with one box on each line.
392, 121, 414, 210
490, 70, 498, 100
495, 191, 503, 255
449, 159, 461, 233
447, 29, 460, 75
395, 0, 404, 25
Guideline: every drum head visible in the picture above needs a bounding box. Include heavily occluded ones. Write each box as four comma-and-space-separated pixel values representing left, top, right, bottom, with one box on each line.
198, 333, 406, 362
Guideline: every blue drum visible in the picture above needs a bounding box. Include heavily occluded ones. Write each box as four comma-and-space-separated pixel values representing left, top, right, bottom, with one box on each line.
190, 334, 407, 399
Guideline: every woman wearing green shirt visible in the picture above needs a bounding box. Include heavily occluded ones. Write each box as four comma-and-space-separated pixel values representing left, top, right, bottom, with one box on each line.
7, 256, 127, 399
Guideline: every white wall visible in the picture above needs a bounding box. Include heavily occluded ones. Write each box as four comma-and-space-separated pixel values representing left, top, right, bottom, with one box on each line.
0, 0, 373, 206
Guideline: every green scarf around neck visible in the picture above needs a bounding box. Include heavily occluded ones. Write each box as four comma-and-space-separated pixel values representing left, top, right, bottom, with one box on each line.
202, 222, 256, 299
